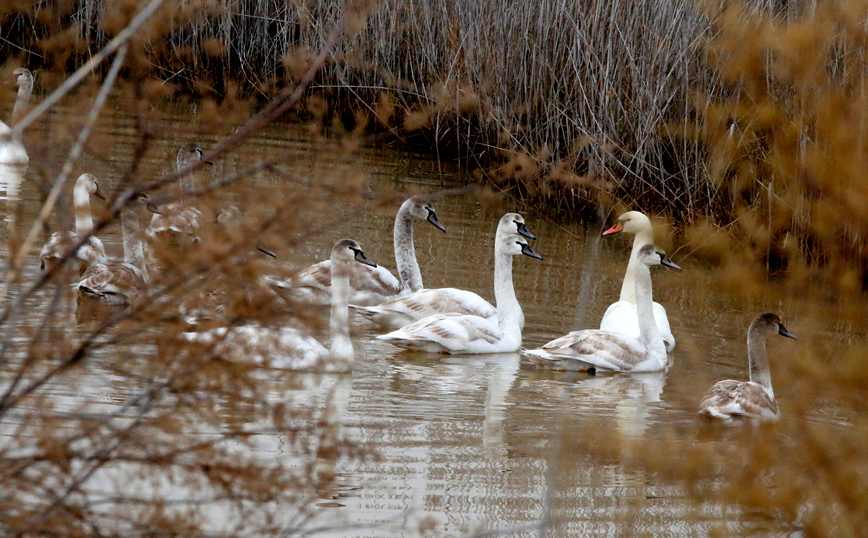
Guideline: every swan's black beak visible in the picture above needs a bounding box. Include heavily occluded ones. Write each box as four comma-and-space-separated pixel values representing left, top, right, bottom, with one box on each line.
661, 257, 681, 270
515, 220, 536, 240
778, 324, 797, 339
520, 242, 543, 260
93, 186, 106, 200
426, 208, 446, 233
602, 222, 624, 236
146, 202, 163, 215
257, 243, 277, 259
352, 248, 377, 268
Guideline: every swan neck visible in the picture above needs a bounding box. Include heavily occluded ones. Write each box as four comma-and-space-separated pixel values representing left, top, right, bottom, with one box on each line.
747, 328, 773, 392
619, 229, 654, 303
328, 258, 354, 364
634, 262, 664, 356
73, 183, 94, 234
12, 80, 32, 124
394, 204, 422, 292
493, 247, 522, 337
122, 207, 149, 284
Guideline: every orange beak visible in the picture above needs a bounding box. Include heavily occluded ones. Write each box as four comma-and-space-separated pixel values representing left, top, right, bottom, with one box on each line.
602, 222, 624, 236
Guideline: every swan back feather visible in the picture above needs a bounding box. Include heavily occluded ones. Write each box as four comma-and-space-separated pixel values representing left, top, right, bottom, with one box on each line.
698, 312, 796, 421
525, 244, 679, 371
352, 213, 535, 330
378, 233, 542, 354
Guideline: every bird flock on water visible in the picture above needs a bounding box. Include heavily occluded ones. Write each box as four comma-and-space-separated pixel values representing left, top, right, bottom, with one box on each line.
6, 68, 796, 425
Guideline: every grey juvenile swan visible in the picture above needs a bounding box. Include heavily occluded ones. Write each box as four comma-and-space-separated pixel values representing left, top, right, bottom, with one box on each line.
272, 195, 446, 306
698, 312, 796, 422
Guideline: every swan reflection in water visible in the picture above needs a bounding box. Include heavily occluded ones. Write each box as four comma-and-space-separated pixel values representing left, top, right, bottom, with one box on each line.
382, 351, 521, 461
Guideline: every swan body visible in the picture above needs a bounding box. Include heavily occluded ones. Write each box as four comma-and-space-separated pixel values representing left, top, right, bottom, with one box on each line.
274, 196, 446, 306
378, 233, 543, 354
352, 213, 536, 330
0, 68, 33, 165
183, 239, 375, 370
523, 245, 679, 372
600, 211, 675, 352
76, 195, 150, 306
698, 313, 796, 422
146, 143, 209, 243
40, 173, 106, 272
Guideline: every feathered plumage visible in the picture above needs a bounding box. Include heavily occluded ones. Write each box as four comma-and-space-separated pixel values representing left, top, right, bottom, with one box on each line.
524, 245, 679, 372
600, 211, 676, 351
378, 231, 543, 354
183, 239, 376, 370
272, 195, 446, 306
0, 68, 33, 165
40, 173, 106, 273
698, 312, 796, 422
352, 213, 536, 330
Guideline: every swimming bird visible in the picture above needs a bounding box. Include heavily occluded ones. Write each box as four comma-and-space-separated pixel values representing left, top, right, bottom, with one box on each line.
272, 195, 446, 306
599, 211, 676, 352
523, 244, 679, 372
76, 194, 151, 306
352, 213, 537, 330
377, 233, 543, 354
0, 68, 33, 165
182, 239, 376, 371
145, 143, 210, 244
39, 173, 107, 273
698, 312, 796, 422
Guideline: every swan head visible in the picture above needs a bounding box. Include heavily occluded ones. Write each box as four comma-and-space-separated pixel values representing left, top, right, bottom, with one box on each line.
603, 211, 652, 236
77, 173, 105, 200
751, 312, 797, 340
12, 68, 32, 88
176, 143, 213, 170
501, 233, 543, 260
132, 192, 164, 215
332, 239, 377, 269
499, 213, 536, 240
637, 243, 680, 270
407, 197, 446, 233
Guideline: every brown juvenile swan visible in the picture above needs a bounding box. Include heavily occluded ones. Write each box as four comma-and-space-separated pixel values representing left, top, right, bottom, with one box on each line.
698, 312, 796, 422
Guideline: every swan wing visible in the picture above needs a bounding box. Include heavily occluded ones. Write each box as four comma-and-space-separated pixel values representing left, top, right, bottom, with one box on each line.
524, 330, 661, 372
40, 231, 77, 269
378, 313, 505, 353
280, 259, 401, 306
41, 233, 106, 270
353, 288, 496, 330
698, 380, 779, 421
76, 262, 147, 305
0, 120, 28, 164
146, 205, 203, 238
183, 326, 327, 370
599, 301, 675, 352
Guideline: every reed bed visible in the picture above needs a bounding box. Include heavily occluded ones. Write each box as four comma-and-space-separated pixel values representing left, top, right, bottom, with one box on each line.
2, 0, 868, 536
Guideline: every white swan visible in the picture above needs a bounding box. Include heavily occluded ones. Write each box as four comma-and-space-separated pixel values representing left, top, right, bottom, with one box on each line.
182, 239, 376, 371
39, 173, 107, 273
76, 195, 150, 306
698, 312, 796, 422
145, 143, 210, 243
599, 211, 676, 352
523, 244, 680, 372
272, 195, 446, 306
377, 233, 543, 354
352, 213, 537, 330
0, 68, 33, 165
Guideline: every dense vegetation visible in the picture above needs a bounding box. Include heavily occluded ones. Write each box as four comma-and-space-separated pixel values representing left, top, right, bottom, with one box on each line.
2, 0, 868, 536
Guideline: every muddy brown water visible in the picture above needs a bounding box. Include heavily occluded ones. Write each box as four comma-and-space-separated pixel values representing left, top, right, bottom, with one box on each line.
0, 108, 856, 537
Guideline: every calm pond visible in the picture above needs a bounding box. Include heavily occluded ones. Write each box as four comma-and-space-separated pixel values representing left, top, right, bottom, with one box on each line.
0, 108, 855, 537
